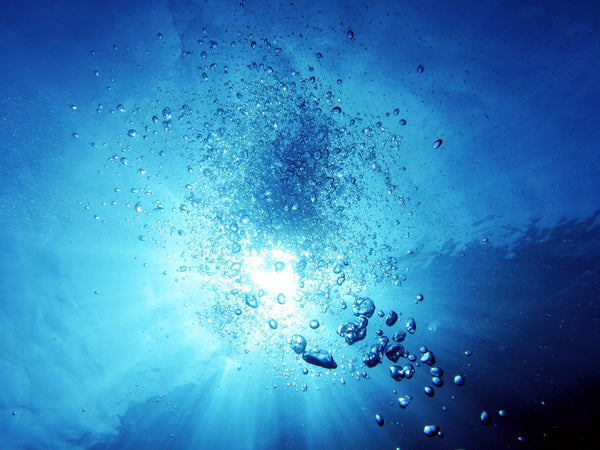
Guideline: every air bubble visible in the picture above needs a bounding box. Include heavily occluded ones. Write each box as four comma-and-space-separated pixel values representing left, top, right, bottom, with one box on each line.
480, 411, 491, 425
290, 335, 307, 354
398, 395, 412, 408
245, 293, 258, 308
406, 317, 416, 334
424, 424, 439, 437
454, 375, 465, 386
430, 367, 443, 377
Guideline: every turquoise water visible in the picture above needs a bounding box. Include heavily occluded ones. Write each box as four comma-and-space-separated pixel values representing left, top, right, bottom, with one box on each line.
1, 1, 599, 448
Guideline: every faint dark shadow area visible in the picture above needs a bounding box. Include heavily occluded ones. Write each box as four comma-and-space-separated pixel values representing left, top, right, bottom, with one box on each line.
508, 210, 600, 260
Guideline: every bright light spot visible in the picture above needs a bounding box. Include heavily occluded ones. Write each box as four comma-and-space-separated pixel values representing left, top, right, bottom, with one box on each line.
244, 248, 298, 321
246, 249, 296, 296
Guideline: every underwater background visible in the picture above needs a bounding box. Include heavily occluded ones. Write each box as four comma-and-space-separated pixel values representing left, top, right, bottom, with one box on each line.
1, 0, 599, 449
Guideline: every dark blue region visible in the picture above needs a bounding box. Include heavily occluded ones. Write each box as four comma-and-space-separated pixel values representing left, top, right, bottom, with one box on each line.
407, 212, 600, 448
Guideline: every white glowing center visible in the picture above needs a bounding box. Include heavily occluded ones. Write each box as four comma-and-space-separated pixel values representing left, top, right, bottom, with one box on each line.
244, 248, 298, 320
245, 249, 297, 297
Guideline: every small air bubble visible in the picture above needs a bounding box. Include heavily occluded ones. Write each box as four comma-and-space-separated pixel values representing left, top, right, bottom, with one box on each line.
454, 375, 465, 386
481, 411, 491, 425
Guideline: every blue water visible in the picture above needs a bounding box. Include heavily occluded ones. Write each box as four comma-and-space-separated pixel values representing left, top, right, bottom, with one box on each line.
1, 0, 599, 448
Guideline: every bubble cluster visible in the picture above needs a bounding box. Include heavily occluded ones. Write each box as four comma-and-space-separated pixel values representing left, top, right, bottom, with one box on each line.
78, 23, 475, 444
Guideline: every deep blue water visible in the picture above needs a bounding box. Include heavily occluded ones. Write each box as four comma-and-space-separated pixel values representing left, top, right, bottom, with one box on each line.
1, 1, 599, 449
